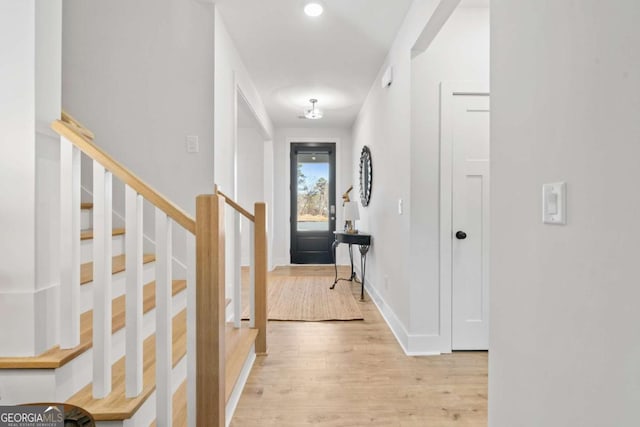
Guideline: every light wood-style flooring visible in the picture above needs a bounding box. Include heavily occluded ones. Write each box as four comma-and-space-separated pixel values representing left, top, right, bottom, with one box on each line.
231, 266, 488, 426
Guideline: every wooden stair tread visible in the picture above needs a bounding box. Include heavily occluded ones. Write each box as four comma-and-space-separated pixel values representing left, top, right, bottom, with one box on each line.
149, 325, 257, 425
225, 324, 258, 402
81, 202, 93, 210
66, 309, 188, 421
150, 380, 187, 427
81, 254, 155, 285
0, 280, 186, 369
80, 228, 125, 240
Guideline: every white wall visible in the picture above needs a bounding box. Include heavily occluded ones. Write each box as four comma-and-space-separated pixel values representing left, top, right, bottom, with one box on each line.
214, 9, 273, 196
237, 126, 264, 265
0, 0, 61, 356
409, 6, 489, 352
263, 138, 275, 269
351, 0, 488, 353
213, 8, 273, 293
34, 0, 63, 354
0, 0, 37, 356
490, 1, 640, 426
272, 127, 353, 266
63, 0, 217, 263
351, 0, 444, 350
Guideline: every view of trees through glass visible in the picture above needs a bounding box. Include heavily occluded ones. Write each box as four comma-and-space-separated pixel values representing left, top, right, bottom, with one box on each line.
297, 158, 329, 231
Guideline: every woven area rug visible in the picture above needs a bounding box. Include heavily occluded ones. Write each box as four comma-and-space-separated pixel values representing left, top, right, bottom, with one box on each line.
242, 275, 364, 321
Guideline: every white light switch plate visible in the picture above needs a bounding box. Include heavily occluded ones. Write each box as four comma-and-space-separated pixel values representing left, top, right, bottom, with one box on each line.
186, 136, 199, 153
542, 182, 566, 225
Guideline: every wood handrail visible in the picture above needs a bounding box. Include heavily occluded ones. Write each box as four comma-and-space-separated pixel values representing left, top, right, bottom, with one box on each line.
52, 120, 196, 235
216, 189, 255, 222
61, 110, 95, 141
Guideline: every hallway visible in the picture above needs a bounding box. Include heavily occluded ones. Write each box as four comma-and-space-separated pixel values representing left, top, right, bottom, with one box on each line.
232, 267, 487, 426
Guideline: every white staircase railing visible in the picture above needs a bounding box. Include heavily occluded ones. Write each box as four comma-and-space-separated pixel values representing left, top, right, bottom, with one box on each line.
216, 189, 268, 351
52, 115, 268, 426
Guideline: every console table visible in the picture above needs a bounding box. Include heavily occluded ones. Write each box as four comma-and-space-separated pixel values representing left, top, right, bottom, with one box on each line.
330, 231, 371, 300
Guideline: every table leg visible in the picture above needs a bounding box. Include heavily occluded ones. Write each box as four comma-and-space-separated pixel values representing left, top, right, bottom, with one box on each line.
359, 245, 370, 300
330, 239, 339, 289
348, 244, 356, 281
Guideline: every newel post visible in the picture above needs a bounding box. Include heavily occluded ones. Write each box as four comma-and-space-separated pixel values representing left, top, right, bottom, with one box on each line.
195, 194, 225, 427
254, 202, 268, 354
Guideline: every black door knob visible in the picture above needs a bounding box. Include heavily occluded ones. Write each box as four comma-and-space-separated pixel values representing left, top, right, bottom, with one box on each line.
455, 231, 467, 240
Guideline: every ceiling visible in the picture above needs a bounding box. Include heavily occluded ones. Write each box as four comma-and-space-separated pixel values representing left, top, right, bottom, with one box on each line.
216, 0, 413, 128
460, 0, 490, 7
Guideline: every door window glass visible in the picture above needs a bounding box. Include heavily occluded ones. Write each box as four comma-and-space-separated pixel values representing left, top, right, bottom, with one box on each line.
296, 152, 329, 231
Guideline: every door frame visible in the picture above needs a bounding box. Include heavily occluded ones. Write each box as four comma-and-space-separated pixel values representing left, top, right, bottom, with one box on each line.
289, 142, 337, 264
439, 81, 490, 352
285, 137, 341, 265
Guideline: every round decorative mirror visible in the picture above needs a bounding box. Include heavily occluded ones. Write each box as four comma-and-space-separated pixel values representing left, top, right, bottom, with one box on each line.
359, 145, 372, 206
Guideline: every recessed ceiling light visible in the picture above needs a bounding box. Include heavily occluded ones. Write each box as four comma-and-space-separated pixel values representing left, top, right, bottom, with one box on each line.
304, 2, 323, 17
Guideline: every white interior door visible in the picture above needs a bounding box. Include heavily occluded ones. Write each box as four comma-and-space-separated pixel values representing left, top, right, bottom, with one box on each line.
451, 92, 490, 350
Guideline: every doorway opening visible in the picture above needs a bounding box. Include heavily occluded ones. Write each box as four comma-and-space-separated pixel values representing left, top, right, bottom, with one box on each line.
290, 143, 336, 264
440, 84, 490, 350
409, 0, 490, 354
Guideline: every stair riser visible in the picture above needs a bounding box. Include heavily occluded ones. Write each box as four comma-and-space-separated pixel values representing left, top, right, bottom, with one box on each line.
80, 262, 156, 314
0, 370, 57, 405
0, 288, 189, 407
81, 235, 125, 264
81, 209, 92, 230
56, 288, 187, 402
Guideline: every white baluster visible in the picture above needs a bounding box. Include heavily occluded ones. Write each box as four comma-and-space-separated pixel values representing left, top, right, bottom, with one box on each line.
249, 221, 255, 328
59, 137, 81, 349
186, 233, 196, 427
155, 209, 172, 425
233, 211, 241, 328
125, 187, 143, 397
92, 162, 112, 398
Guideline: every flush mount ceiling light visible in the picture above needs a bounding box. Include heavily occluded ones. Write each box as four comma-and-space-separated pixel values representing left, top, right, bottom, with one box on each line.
304, 98, 323, 119
304, 2, 324, 17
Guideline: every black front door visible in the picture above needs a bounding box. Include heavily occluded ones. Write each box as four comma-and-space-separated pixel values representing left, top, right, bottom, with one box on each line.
290, 143, 336, 264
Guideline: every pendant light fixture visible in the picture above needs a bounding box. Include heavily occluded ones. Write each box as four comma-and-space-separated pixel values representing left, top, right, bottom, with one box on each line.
304, 98, 323, 120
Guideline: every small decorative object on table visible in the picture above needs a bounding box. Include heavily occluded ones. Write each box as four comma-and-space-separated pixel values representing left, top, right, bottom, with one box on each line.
342, 185, 353, 204
343, 201, 360, 234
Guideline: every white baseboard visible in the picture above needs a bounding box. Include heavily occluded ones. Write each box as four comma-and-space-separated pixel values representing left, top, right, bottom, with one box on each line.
226, 302, 234, 323
273, 256, 288, 267
225, 345, 256, 426
362, 274, 445, 356
363, 279, 410, 353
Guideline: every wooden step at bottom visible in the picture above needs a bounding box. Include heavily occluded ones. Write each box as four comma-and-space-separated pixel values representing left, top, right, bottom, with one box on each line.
81, 202, 93, 210
225, 325, 258, 402
168, 326, 257, 424
66, 310, 188, 421
80, 228, 125, 241
81, 253, 155, 285
0, 280, 186, 369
